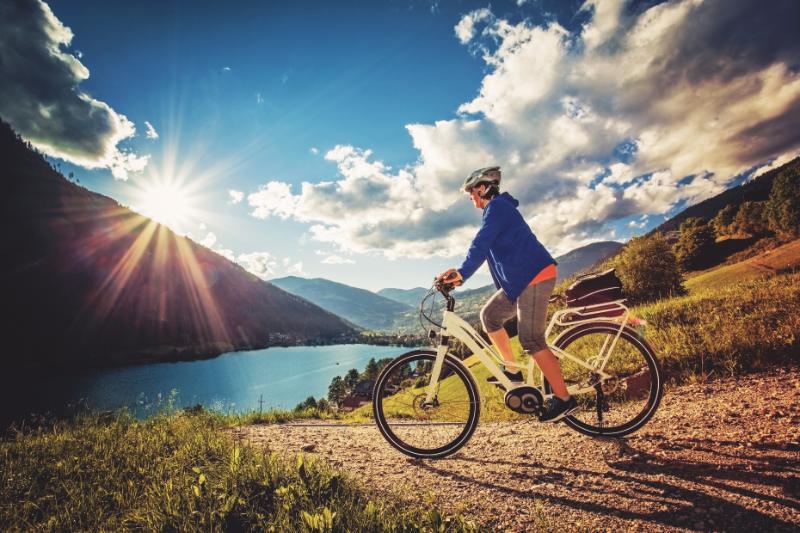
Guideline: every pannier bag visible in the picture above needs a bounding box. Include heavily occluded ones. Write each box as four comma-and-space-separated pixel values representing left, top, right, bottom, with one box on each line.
565, 269, 623, 308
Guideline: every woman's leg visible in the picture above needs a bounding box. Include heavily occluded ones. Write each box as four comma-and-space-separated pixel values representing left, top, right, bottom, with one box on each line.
518, 278, 570, 399
486, 328, 517, 371
480, 290, 518, 371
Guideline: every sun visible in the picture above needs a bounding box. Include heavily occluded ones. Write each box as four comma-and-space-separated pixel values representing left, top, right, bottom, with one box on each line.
137, 180, 193, 233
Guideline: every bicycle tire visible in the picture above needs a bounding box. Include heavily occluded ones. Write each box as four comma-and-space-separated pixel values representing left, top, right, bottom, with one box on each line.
545, 322, 663, 437
373, 349, 480, 459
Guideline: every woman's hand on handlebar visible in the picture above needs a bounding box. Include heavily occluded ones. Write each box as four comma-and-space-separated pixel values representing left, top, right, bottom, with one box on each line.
436, 268, 463, 287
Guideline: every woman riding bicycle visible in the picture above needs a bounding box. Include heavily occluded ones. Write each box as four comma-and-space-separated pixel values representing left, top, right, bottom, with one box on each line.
438, 166, 577, 422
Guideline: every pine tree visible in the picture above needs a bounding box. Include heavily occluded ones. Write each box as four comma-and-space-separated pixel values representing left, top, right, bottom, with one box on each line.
732, 201, 768, 236
363, 358, 379, 380
765, 169, 800, 236
344, 368, 360, 391
327, 376, 346, 406
711, 204, 736, 237
673, 217, 715, 271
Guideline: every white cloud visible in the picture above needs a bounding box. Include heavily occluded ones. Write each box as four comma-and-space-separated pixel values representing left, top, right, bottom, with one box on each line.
321, 254, 356, 265
199, 232, 217, 248
246, 0, 800, 259
287, 261, 304, 275
228, 189, 244, 204
0, 0, 149, 180
109, 149, 150, 181
751, 151, 798, 179
237, 252, 276, 279
144, 120, 159, 139
454, 8, 493, 44
248, 181, 300, 220
310, 147, 319, 155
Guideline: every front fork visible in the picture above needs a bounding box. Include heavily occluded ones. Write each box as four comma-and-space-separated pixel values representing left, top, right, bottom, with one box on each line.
424, 335, 449, 404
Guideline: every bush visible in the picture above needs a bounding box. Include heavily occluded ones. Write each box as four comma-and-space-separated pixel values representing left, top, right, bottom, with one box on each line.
765, 169, 800, 236
295, 396, 318, 411
673, 217, 715, 270
615, 232, 686, 303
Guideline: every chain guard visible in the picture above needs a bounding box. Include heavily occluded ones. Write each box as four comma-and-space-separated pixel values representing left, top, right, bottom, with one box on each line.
504, 386, 545, 417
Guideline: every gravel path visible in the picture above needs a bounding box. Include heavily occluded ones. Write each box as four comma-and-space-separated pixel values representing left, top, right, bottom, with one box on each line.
234, 369, 800, 532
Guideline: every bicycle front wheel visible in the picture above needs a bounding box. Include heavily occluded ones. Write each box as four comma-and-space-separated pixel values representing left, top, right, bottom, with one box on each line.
546, 322, 663, 437
373, 349, 480, 459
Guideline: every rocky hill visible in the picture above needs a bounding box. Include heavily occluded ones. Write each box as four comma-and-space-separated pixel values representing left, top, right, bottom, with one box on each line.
0, 119, 355, 370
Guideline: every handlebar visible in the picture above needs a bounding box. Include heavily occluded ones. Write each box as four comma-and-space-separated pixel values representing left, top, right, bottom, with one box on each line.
434, 278, 457, 295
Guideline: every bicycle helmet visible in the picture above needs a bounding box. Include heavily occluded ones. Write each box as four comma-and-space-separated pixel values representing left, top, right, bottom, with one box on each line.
462, 166, 501, 193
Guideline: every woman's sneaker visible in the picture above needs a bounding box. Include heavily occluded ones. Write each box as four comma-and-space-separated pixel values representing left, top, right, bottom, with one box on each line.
487, 369, 523, 389
539, 396, 578, 422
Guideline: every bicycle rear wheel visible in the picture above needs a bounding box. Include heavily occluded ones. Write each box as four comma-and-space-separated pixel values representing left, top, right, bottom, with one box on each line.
373, 349, 480, 459
546, 322, 662, 437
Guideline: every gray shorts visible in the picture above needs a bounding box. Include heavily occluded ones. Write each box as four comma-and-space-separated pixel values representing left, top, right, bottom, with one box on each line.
479, 277, 556, 353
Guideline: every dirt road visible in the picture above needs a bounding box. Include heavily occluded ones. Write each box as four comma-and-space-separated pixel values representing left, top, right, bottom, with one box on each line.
234, 369, 800, 531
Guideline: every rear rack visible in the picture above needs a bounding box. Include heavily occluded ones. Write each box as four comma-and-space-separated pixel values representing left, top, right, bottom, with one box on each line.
553, 299, 628, 327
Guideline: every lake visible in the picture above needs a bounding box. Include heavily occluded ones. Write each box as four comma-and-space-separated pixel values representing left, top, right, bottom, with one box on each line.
3, 344, 414, 421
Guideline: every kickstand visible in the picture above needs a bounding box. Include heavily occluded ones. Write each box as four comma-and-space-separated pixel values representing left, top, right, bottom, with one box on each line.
594, 384, 605, 431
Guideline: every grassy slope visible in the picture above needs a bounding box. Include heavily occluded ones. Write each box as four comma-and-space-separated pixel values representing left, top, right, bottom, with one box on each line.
685, 238, 800, 293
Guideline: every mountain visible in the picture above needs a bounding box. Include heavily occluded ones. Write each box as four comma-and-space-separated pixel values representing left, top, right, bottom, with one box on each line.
376, 287, 428, 307
0, 119, 355, 370
653, 157, 799, 234
270, 276, 411, 330
552, 241, 623, 279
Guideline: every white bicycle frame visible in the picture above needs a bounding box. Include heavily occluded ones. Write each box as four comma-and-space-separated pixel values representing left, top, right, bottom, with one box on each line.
424, 299, 630, 404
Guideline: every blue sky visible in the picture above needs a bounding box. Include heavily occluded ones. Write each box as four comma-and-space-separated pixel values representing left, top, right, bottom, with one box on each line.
3, 0, 799, 291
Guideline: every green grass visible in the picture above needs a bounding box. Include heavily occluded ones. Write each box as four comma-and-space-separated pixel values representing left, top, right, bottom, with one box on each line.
634, 270, 800, 380
0, 410, 476, 532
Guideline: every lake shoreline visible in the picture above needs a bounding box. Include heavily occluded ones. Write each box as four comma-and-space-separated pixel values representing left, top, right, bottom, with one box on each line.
1, 344, 415, 426
10, 337, 428, 377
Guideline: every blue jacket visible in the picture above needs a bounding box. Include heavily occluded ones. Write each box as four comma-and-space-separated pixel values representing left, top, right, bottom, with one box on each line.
458, 192, 555, 300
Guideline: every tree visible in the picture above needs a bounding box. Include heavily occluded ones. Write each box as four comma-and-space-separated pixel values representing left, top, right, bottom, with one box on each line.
344, 368, 360, 391
316, 398, 330, 412
363, 357, 379, 380
711, 204, 736, 237
615, 232, 685, 303
765, 169, 800, 236
673, 217, 715, 271
295, 396, 317, 411
327, 376, 346, 406
731, 201, 768, 236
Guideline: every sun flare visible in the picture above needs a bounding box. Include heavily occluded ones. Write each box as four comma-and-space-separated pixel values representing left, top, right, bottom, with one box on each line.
137, 180, 193, 233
